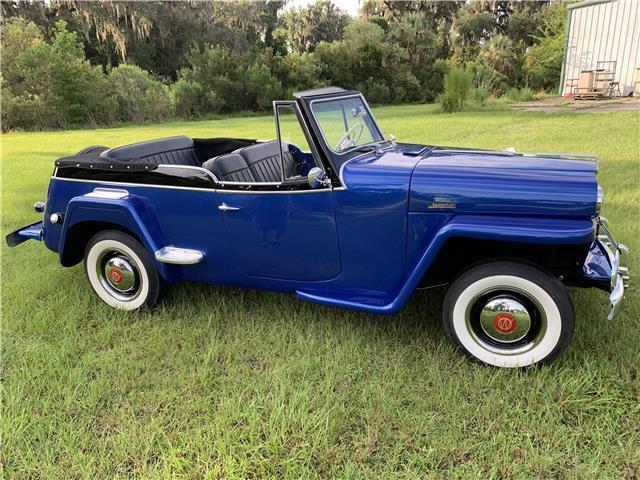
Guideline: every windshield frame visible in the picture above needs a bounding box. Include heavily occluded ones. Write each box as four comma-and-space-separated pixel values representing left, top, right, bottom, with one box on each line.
309, 93, 386, 156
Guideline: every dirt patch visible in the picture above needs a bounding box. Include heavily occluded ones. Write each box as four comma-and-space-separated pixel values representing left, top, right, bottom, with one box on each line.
511, 97, 639, 114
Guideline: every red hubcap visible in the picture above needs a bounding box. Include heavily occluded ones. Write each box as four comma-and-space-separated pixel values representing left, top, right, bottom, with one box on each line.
493, 313, 517, 334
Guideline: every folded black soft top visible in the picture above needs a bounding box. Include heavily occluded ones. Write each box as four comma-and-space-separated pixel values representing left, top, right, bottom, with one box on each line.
55, 146, 159, 172
54, 137, 257, 172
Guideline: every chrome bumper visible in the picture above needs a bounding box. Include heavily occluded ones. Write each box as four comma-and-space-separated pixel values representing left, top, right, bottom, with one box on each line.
595, 217, 629, 320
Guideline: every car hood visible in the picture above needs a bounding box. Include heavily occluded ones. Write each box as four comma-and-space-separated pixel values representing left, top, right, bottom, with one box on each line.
408, 145, 599, 217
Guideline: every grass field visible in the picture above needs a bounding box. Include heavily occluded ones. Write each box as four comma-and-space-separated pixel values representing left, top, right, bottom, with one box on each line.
2, 103, 640, 479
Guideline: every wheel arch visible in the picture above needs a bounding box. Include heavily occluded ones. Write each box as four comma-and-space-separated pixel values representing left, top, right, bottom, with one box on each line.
60, 220, 142, 267
57, 195, 174, 281
419, 236, 592, 289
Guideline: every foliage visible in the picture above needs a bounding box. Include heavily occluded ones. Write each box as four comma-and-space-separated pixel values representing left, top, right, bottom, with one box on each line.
470, 86, 489, 105
314, 20, 422, 104
0, 17, 44, 87
466, 62, 508, 96
478, 35, 520, 82
439, 68, 472, 113
279, 0, 349, 53
108, 64, 173, 123
3, 20, 114, 130
455, 11, 496, 47
170, 79, 204, 119
524, 2, 568, 91
176, 46, 285, 113
1, 0, 568, 130
504, 87, 537, 102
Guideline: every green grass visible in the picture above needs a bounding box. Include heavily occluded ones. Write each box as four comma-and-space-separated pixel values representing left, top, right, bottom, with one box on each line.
2, 104, 640, 479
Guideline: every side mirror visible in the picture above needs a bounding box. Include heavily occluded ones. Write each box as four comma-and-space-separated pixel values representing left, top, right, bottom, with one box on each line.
308, 167, 331, 189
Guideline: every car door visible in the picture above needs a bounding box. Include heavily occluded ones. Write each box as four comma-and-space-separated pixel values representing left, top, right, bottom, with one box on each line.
216, 102, 341, 281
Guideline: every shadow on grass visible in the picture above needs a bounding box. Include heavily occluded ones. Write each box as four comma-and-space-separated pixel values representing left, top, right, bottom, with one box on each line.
160, 280, 448, 349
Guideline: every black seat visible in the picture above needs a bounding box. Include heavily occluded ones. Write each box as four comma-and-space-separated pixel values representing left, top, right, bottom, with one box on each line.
202, 141, 298, 183
101, 136, 201, 167
202, 153, 256, 182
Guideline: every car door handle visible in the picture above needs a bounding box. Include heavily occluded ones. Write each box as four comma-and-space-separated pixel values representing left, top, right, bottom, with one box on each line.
218, 203, 240, 212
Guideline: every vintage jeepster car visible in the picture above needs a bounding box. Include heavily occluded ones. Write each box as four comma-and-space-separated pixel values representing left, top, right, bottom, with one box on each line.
6, 87, 629, 367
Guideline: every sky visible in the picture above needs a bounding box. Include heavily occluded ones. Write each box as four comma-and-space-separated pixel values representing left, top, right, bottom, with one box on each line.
285, 0, 363, 17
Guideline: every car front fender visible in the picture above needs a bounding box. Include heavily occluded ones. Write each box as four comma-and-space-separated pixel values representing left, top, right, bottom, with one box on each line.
297, 214, 595, 314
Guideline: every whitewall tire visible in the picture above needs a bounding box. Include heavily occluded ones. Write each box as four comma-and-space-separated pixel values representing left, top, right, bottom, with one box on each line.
442, 262, 574, 367
84, 230, 163, 310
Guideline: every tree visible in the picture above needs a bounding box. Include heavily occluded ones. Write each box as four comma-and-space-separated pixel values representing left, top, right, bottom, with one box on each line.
280, 0, 350, 53
524, 2, 568, 91
0, 17, 44, 88
478, 34, 519, 80
2, 20, 115, 130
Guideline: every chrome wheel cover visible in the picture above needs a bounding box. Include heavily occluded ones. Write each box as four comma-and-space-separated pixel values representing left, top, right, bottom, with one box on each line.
465, 286, 547, 356
96, 248, 141, 302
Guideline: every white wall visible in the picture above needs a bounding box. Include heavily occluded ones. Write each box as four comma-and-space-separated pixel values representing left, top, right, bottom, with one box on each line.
561, 0, 640, 96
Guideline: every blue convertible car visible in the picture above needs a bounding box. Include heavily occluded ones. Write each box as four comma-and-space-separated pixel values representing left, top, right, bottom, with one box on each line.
7, 87, 629, 367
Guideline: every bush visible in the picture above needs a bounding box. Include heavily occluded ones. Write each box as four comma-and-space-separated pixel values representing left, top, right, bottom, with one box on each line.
108, 64, 173, 123
4, 20, 115, 130
504, 87, 537, 102
171, 79, 204, 118
2, 89, 49, 131
467, 62, 508, 97
244, 63, 283, 110
439, 68, 472, 113
470, 87, 489, 105
524, 2, 567, 91
277, 51, 323, 98
180, 46, 284, 112
358, 79, 392, 104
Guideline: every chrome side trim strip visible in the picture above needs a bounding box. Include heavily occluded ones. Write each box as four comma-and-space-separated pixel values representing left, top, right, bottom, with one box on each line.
53, 177, 334, 195
155, 246, 204, 265
219, 180, 281, 186
84, 188, 129, 199
215, 188, 332, 195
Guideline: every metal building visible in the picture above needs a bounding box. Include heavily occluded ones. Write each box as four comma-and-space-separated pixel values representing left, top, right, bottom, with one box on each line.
559, 0, 640, 97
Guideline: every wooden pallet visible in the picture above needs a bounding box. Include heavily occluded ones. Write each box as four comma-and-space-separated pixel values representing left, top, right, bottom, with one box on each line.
573, 90, 610, 100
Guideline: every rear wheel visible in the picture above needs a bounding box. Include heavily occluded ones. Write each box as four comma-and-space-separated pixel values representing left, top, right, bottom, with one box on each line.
84, 230, 163, 310
442, 261, 574, 367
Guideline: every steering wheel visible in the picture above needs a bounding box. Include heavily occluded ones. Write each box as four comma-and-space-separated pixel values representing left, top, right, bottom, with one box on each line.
336, 124, 364, 152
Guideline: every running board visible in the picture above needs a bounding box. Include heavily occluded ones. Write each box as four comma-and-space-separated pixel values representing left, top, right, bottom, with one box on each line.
155, 246, 204, 265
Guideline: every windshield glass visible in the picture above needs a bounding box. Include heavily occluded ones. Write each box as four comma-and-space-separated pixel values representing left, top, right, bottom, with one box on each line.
310, 96, 384, 153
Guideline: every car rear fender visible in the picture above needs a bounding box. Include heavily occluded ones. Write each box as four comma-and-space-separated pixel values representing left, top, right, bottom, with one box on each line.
58, 193, 175, 280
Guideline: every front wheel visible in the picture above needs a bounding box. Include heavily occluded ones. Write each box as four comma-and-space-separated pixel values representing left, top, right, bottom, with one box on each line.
84, 230, 163, 310
442, 261, 574, 367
